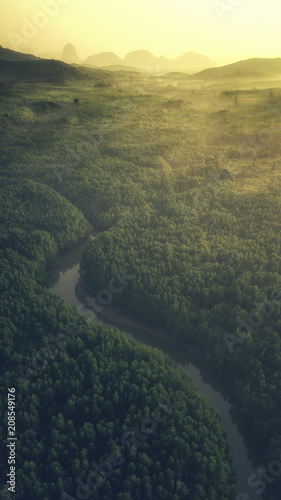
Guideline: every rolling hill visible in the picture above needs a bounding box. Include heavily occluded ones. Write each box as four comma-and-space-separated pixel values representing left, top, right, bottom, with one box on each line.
192, 58, 281, 80
0, 45, 39, 62
0, 58, 112, 85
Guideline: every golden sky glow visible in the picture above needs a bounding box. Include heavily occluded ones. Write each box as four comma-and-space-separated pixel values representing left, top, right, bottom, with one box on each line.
1, 0, 281, 66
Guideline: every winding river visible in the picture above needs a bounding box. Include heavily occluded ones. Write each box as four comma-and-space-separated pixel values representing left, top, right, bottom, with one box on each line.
49, 235, 264, 500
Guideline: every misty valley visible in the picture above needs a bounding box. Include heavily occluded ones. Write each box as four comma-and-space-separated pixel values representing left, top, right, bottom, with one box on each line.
1, 47, 281, 500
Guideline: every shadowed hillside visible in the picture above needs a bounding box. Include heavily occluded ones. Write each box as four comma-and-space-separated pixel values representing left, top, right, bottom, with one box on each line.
0, 59, 112, 84
0, 45, 39, 62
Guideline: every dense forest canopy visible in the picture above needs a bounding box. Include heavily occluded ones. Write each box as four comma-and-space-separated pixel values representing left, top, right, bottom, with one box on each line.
0, 188, 235, 498
1, 65, 281, 499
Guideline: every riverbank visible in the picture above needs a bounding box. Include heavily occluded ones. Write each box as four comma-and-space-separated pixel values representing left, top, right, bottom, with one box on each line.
49, 242, 265, 499
76, 276, 210, 363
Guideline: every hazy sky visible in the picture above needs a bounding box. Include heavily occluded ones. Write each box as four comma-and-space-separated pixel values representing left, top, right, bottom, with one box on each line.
0, 0, 281, 65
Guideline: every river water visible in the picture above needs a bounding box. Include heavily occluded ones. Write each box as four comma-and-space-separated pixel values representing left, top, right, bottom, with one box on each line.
49, 235, 264, 500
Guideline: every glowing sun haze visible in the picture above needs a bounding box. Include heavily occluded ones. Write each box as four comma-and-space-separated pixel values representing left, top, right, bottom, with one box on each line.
1, 0, 281, 65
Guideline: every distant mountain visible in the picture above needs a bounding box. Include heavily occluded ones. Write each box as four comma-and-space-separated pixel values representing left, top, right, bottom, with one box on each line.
124, 50, 155, 68
123, 50, 216, 71
0, 45, 39, 62
0, 59, 112, 85
192, 58, 281, 80
176, 52, 216, 70
85, 52, 122, 67
62, 43, 80, 64
84, 50, 216, 72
